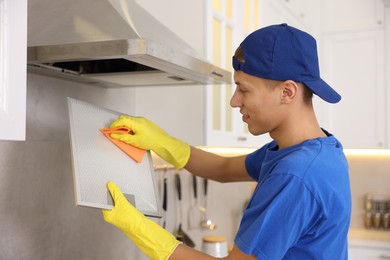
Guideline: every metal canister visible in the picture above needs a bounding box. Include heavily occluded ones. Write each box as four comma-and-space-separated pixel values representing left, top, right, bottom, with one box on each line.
364, 211, 373, 229
383, 212, 390, 229
374, 211, 382, 229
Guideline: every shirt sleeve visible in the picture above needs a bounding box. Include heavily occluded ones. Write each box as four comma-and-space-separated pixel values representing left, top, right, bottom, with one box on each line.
234, 173, 321, 259
245, 143, 272, 181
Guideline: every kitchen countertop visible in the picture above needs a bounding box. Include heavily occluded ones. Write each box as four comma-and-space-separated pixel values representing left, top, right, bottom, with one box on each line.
349, 228, 390, 246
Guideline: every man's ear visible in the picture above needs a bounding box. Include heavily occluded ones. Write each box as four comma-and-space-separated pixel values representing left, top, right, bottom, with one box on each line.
280, 80, 298, 103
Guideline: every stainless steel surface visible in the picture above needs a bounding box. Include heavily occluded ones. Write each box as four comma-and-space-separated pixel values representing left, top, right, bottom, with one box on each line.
364, 211, 373, 229
27, 0, 231, 87
174, 173, 195, 248
27, 39, 230, 87
374, 212, 382, 229
383, 212, 390, 229
162, 175, 168, 229
200, 178, 217, 230
188, 175, 203, 229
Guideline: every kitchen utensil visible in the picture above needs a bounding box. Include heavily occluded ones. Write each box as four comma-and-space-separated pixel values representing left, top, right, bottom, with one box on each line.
188, 175, 203, 229
200, 178, 217, 230
174, 173, 195, 247
162, 176, 168, 228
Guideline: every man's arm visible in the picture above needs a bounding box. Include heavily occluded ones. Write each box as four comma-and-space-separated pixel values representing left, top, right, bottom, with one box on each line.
103, 182, 256, 260
185, 146, 252, 183
109, 116, 252, 182
170, 244, 256, 260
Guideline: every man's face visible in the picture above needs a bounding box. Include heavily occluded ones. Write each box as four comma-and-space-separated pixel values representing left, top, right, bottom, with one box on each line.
230, 71, 284, 136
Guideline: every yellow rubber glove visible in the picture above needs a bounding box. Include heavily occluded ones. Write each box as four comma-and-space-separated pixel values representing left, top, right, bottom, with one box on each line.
102, 181, 181, 260
109, 116, 190, 169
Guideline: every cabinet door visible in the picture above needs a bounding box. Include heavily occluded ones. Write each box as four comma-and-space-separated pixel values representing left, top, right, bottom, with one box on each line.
0, 0, 27, 140
322, 0, 384, 33
205, 0, 271, 147
321, 30, 385, 148
349, 244, 390, 260
275, 0, 321, 34
260, 0, 321, 38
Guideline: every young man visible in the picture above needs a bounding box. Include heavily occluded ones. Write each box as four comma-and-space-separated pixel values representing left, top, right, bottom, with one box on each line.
102, 23, 351, 259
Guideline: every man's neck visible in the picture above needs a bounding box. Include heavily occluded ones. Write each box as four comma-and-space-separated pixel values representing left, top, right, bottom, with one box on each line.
270, 107, 325, 150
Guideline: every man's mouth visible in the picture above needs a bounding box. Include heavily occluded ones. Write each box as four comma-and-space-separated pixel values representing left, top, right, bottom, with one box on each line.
242, 113, 249, 122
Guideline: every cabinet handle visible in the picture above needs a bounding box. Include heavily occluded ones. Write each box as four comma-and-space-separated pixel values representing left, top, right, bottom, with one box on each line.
237, 136, 247, 142
379, 255, 390, 259
211, 71, 224, 78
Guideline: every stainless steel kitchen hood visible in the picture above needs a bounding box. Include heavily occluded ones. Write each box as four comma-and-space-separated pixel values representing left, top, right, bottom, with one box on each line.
27, 0, 231, 87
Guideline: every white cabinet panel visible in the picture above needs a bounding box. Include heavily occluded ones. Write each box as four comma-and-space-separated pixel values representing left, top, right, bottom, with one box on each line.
274, 0, 321, 35
321, 30, 385, 148
261, 0, 311, 33
322, 0, 384, 32
205, 0, 272, 148
0, 0, 27, 140
349, 240, 390, 260
349, 246, 390, 260
259, 0, 387, 149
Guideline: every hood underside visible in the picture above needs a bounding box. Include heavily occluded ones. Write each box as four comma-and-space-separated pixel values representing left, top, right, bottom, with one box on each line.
27, 0, 231, 87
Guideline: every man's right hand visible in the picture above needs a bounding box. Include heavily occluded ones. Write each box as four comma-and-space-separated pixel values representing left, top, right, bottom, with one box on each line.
109, 116, 190, 169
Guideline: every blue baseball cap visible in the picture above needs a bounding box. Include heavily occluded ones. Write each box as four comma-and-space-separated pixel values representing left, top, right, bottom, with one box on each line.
232, 23, 341, 103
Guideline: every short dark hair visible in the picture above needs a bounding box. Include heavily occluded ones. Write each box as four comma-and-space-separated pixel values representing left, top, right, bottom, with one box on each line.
234, 46, 245, 62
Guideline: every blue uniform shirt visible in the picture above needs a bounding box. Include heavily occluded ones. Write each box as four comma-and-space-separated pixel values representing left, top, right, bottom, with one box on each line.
235, 132, 351, 259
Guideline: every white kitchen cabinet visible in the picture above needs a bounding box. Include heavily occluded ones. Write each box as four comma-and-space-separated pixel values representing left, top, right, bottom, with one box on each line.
204, 0, 323, 148
260, 0, 318, 43
349, 240, 390, 260
322, 0, 384, 33
273, 0, 321, 35
318, 0, 387, 148
320, 29, 386, 148
385, 0, 390, 148
261, 0, 388, 149
262, 0, 388, 148
0, 0, 27, 140
204, 0, 271, 147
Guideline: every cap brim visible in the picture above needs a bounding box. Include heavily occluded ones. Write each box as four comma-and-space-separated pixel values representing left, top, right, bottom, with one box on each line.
303, 78, 341, 104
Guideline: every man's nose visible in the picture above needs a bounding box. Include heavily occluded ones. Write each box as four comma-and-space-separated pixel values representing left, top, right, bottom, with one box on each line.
230, 90, 241, 108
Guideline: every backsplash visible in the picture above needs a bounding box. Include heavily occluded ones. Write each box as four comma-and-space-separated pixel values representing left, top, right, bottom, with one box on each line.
347, 152, 390, 231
